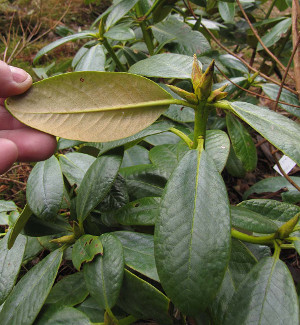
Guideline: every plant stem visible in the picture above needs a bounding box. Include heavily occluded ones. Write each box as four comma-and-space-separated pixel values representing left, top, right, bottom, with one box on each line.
192, 101, 209, 149
118, 315, 137, 325
170, 127, 193, 148
265, 0, 278, 19
143, 0, 164, 19
273, 240, 281, 260
102, 38, 126, 72
231, 229, 276, 245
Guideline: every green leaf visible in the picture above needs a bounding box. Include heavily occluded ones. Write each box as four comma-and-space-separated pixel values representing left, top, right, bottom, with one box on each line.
261, 83, 300, 118
225, 144, 247, 178
129, 53, 202, 79
231, 206, 279, 234
8, 204, 32, 249
155, 149, 231, 314
106, 0, 139, 28
104, 24, 135, 41
218, 54, 248, 74
74, 44, 106, 72
0, 232, 26, 304
83, 233, 124, 309
229, 101, 300, 166
33, 31, 95, 63
59, 152, 96, 188
0, 200, 17, 213
22, 236, 43, 263
257, 18, 292, 50
238, 199, 300, 225
72, 235, 104, 271
76, 296, 105, 323
152, 16, 210, 56
76, 148, 123, 223
218, 2, 235, 23
117, 269, 172, 325
46, 272, 89, 307
115, 197, 160, 226
26, 156, 64, 220
121, 145, 150, 168
5, 72, 173, 142
0, 249, 63, 325
36, 305, 91, 325
226, 113, 257, 171
120, 164, 167, 200
113, 231, 159, 281
224, 257, 299, 324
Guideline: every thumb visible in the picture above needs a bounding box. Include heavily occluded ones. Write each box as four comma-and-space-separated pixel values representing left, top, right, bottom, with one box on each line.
0, 61, 32, 98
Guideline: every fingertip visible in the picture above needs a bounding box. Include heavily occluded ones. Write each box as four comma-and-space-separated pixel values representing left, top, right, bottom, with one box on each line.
0, 138, 18, 174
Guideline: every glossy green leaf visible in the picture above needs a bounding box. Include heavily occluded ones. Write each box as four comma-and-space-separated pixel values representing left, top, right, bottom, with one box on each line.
0, 232, 26, 304
5, 72, 173, 142
218, 54, 248, 74
122, 46, 148, 66
8, 204, 32, 249
229, 101, 300, 166
117, 269, 172, 324
257, 18, 292, 50
59, 153, 96, 188
261, 83, 300, 118
76, 296, 105, 323
36, 305, 91, 325
152, 16, 210, 56
155, 149, 231, 314
72, 235, 104, 271
226, 113, 257, 171
121, 145, 150, 168
0, 249, 63, 325
115, 197, 160, 226
225, 145, 247, 177
218, 2, 235, 23
46, 272, 89, 307
113, 231, 159, 281
120, 164, 167, 199
76, 148, 123, 223
224, 257, 299, 324
231, 206, 279, 234
0, 200, 17, 213
129, 53, 202, 79
106, 0, 139, 28
74, 44, 106, 72
83, 233, 124, 309
238, 199, 300, 226
33, 31, 95, 63
104, 24, 135, 41
22, 236, 43, 263
145, 131, 180, 145
26, 156, 64, 220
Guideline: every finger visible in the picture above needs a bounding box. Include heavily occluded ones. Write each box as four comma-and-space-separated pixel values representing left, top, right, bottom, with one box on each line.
0, 129, 57, 162
0, 105, 26, 130
0, 61, 32, 98
0, 138, 18, 174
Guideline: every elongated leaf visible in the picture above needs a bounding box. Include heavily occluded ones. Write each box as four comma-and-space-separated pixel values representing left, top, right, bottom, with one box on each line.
83, 233, 124, 309
224, 257, 299, 324
5, 72, 173, 142
218, 2, 235, 22
261, 83, 300, 118
76, 296, 105, 323
72, 235, 103, 271
76, 148, 123, 223
46, 272, 89, 307
0, 249, 63, 325
104, 25, 135, 41
218, 54, 248, 74
257, 18, 292, 50
114, 231, 159, 281
27, 156, 64, 220
0, 200, 17, 213
238, 199, 300, 225
121, 145, 150, 168
226, 113, 257, 171
8, 204, 32, 249
75, 44, 106, 72
59, 152, 96, 188
36, 305, 91, 325
155, 149, 231, 314
229, 101, 300, 166
106, 0, 139, 28
152, 16, 210, 56
129, 53, 201, 79
231, 206, 278, 234
0, 232, 26, 304
117, 269, 172, 324
33, 31, 95, 63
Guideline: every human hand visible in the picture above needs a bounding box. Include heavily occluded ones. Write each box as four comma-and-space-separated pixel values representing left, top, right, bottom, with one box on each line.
0, 61, 57, 174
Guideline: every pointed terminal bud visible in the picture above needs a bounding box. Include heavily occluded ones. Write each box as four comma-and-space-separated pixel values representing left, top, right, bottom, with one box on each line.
167, 85, 198, 105
191, 54, 202, 93
197, 59, 215, 101
276, 213, 300, 239
207, 83, 228, 103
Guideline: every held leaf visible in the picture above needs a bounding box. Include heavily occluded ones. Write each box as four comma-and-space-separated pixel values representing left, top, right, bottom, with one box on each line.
5, 72, 174, 142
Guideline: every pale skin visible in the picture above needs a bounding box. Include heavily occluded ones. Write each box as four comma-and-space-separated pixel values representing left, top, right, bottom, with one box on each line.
0, 60, 57, 174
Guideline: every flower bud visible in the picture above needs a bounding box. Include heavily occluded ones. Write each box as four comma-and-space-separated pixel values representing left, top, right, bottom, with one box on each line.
167, 85, 198, 105
207, 84, 228, 103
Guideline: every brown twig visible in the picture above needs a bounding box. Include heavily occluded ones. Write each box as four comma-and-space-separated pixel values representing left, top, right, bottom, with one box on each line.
0, 178, 26, 186
236, 0, 293, 80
